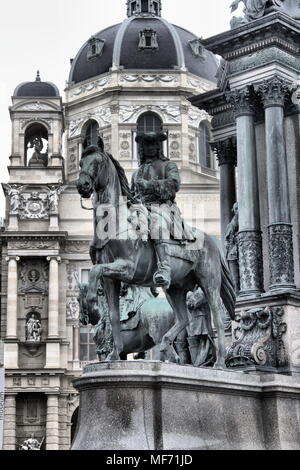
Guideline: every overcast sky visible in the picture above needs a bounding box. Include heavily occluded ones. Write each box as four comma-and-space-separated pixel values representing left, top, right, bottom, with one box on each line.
0, 0, 234, 217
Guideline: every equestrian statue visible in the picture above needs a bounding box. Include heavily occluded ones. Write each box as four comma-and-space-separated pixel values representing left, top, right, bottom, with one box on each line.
76, 132, 236, 368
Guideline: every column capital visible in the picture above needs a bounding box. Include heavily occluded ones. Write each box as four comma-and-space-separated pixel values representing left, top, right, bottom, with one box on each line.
5, 256, 20, 263
254, 76, 294, 108
226, 87, 255, 117
47, 256, 61, 263
211, 137, 237, 167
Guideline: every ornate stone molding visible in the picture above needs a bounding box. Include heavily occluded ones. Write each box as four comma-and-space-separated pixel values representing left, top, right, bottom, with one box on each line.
211, 137, 237, 166
226, 306, 287, 369
70, 76, 112, 97
188, 108, 211, 127
119, 74, 178, 84
62, 240, 90, 254
226, 87, 255, 117
238, 230, 264, 295
268, 223, 295, 289
119, 104, 181, 124
254, 76, 294, 108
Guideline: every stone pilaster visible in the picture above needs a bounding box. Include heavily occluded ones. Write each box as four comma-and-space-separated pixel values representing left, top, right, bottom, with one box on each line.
110, 103, 119, 158
211, 137, 237, 242
255, 76, 295, 291
3, 394, 17, 450
46, 394, 59, 450
47, 256, 61, 338
6, 256, 20, 339
73, 325, 80, 370
227, 87, 264, 296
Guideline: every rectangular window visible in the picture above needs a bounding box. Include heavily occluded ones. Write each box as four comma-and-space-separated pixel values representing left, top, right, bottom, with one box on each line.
80, 326, 97, 362
141, 0, 149, 12
145, 35, 152, 47
131, 1, 137, 14
81, 269, 90, 284
153, 1, 158, 14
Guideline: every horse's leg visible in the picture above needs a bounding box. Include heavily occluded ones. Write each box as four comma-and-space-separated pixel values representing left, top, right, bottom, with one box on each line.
195, 268, 226, 369
160, 286, 189, 364
103, 278, 122, 360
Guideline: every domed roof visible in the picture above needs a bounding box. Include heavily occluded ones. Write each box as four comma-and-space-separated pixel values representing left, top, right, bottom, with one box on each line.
69, 15, 218, 85
14, 71, 60, 98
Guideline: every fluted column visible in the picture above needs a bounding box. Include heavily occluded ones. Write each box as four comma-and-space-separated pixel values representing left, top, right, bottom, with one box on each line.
47, 257, 61, 338
212, 137, 237, 243
3, 394, 17, 450
227, 87, 263, 296
255, 76, 295, 291
46, 394, 59, 450
6, 257, 20, 339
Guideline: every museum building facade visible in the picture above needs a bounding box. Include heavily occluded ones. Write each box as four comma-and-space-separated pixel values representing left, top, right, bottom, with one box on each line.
0, 0, 221, 450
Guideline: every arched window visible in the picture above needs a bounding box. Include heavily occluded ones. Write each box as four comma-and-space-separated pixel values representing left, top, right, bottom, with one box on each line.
83, 119, 99, 147
137, 112, 163, 134
198, 121, 213, 169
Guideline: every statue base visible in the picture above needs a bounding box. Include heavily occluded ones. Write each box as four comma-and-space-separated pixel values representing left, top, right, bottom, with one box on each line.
71, 361, 300, 450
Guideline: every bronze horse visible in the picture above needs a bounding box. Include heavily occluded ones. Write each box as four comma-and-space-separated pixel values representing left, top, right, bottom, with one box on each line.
76, 145, 235, 368
77, 281, 176, 361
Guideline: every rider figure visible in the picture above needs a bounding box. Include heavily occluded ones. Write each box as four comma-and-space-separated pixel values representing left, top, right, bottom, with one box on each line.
132, 132, 195, 289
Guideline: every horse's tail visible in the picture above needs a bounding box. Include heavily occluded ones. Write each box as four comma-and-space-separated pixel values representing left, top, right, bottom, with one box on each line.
220, 255, 236, 320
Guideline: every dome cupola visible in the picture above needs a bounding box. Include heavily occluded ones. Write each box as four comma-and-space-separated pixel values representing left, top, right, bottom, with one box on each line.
127, 0, 162, 17
14, 71, 60, 98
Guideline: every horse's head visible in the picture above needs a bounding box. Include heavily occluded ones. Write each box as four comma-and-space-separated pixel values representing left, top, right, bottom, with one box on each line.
76, 147, 108, 199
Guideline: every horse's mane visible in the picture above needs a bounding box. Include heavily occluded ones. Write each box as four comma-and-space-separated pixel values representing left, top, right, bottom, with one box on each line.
105, 152, 136, 204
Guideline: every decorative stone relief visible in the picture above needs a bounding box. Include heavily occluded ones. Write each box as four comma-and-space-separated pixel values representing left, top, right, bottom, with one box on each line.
66, 298, 80, 320
169, 133, 180, 160
69, 118, 84, 137
2, 184, 21, 215
188, 108, 211, 127
8, 239, 58, 250
94, 107, 112, 127
188, 135, 196, 161
226, 306, 287, 369
67, 263, 79, 292
119, 104, 181, 123
19, 192, 49, 220
71, 76, 112, 97
187, 77, 214, 92
119, 132, 131, 160
63, 241, 90, 254
103, 134, 111, 152
17, 102, 55, 111
68, 145, 78, 174
20, 118, 52, 131
268, 224, 295, 288
19, 259, 49, 294
119, 74, 178, 84
238, 231, 263, 294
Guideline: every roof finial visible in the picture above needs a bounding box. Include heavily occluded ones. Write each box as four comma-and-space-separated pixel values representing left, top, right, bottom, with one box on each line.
35, 70, 41, 82
127, 0, 161, 18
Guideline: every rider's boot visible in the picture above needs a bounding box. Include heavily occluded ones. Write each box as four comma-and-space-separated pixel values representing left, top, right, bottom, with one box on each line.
153, 242, 172, 289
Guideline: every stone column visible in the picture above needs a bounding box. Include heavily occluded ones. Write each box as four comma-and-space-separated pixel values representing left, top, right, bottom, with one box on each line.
110, 103, 119, 158
6, 257, 20, 339
255, 76, 295, 291
47, 257, 61, 338
3, 394, 17, 450
46, 394, 59, 450
227, 87, 263, 296
212, 137, 237, 242
73, 325, 80, 370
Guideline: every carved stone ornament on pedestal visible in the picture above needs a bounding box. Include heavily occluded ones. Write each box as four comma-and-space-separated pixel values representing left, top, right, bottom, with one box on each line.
226, 306, 287, 369
254, 75, 294, 108
238, 231, 264, 295
268, 224, 295, 289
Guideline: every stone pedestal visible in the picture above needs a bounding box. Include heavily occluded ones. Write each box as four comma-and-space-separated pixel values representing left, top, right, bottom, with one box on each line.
72, 361, 300, 450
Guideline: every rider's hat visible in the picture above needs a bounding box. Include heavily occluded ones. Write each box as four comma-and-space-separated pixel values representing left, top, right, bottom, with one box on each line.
135, 132, 167, 144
